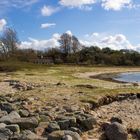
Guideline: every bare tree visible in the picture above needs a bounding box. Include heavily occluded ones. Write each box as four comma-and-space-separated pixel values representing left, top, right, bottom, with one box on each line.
59, 33, 72, 55
59, 33, 81, 62
0, 28, 19, 59
0, 41, 8, 60
71, 36, 80, 53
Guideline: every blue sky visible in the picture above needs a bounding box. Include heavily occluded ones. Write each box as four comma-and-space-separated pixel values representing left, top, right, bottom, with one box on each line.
0, 0, 140, 51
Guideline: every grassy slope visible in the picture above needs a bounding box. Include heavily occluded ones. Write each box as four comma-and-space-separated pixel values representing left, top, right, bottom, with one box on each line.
0, 61, 140, 106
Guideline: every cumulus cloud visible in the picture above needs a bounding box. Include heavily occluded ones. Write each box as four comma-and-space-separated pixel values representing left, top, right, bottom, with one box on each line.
20, 31, 140, 52
0, 19, 7, 31
20, 31, 73, 50
101, 0, 133, 11
41, 23, 56, 29
41, 6, 59, 16
20, 33, 60, 50
80, 32, 139, 51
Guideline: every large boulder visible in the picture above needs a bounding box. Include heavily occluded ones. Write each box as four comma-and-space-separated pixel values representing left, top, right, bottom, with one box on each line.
104, 122, 128, 140
0, 111, 20, 124
12, 117, 38, 129
0, 111, 38, 129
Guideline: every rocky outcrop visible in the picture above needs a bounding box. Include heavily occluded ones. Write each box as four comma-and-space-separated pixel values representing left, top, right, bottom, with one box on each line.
0, 93, 138, 139
91, 93, 140, 108
7, 80, 42, 91
0, 94, 98, 139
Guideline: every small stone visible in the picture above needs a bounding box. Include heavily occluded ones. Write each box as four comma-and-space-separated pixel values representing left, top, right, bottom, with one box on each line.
35, 122, 49, 136
0, 128, 13, 140
48, 130, 64, 140
63, 135, 73, 140
56, 116, 76, 129
137, 93, 140, 98
19, 109, 29, 117
20, 130, 47, 140
35, 127, 45, 136
38, 122, 49, 128
47, 122, 60, 133
58, 120, 70, 130
0, 111, 8, 118
6, 124, 20, 134
0, 123, 6, 128
76, 114, 96, 130
64, 131, 81, 140
39, 115, 51, 122
0, 103, 14, 113
136, 129, 140, 139
110, 117, 122, 124
69, 127, 82, 135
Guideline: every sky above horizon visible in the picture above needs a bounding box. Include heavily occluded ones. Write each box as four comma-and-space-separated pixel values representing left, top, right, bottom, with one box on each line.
0, 0, 140, 51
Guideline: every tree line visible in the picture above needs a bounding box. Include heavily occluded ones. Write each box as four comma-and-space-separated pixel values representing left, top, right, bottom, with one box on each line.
0, 27, 140, 66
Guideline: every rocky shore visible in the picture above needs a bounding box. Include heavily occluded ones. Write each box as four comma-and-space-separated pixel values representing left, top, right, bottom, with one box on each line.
0, 91, 139, 140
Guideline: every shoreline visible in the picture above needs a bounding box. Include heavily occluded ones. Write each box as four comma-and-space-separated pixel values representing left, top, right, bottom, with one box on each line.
90, 72, 128, 83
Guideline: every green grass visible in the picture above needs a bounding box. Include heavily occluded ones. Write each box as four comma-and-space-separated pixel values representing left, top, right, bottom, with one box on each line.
0, 61, 140, 108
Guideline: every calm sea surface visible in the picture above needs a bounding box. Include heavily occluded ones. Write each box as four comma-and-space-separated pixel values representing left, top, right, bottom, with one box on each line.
114, 72, 140, 83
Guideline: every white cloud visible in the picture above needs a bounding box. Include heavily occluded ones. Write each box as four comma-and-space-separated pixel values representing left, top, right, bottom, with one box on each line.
20, 31, 73, 50
0, 19, 7, 31
101, 0, 133, 11
80, 32, 139, 51
0, 0, 39, 8
80, 6, 93, 11
59, 0, 96, 7
20, 31, 140, 52
66, 30, 73, 36
59, 0, 136, 11
41, 6, 59, 16
41, 23, 56, 29
59, 0, 96, 10
20, 33, 60, 50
